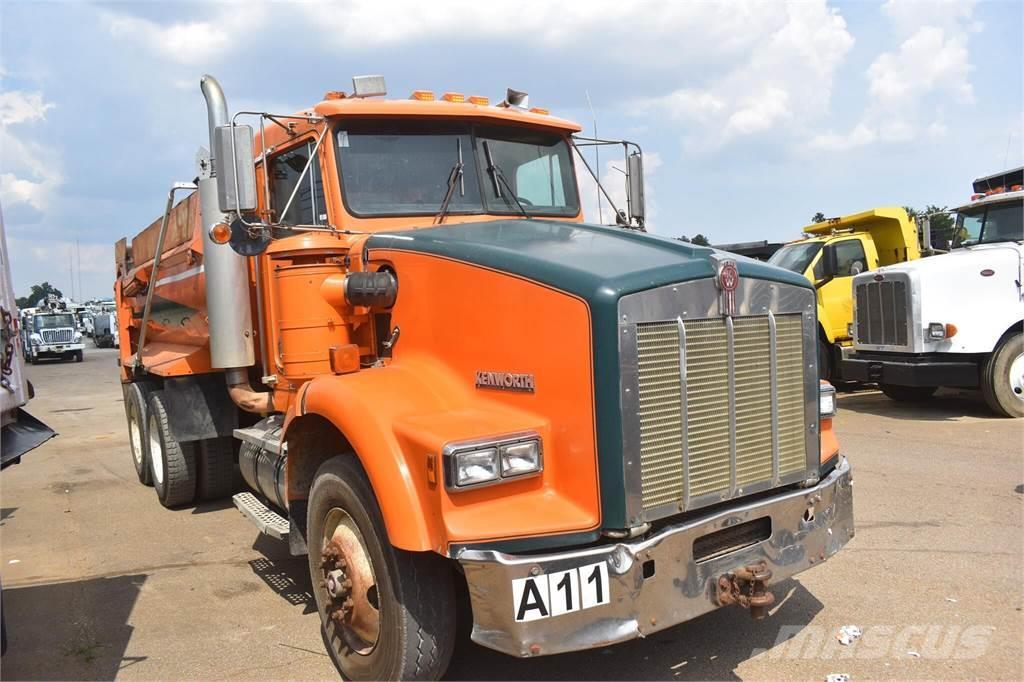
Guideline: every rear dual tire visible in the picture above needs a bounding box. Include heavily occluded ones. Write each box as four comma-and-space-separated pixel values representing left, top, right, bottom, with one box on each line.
124, 382, 155, 486
146, 391, 198, 508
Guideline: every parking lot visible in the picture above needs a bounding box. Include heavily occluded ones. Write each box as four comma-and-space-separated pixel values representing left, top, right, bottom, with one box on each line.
1, 347, 1021, 680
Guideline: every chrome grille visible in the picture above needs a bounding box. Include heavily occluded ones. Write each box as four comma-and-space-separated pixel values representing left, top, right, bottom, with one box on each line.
632, 312, 808, 514
41, 329, 73, 344
855, 279, 909, 346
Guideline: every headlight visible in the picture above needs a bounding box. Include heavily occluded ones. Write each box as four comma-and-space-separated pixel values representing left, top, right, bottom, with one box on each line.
73, 332, 83, 342
927, 322, 957, 340
29, 333, 42, 344
444, 433, 543, 490
819, 384, 837, 418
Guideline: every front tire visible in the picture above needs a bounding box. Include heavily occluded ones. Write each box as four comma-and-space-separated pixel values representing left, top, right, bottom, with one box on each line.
124, 382, 155, 486
880, 384, 937, 402
74, 350, 83, 362
307, 456, 456, 681
982, 331, 1024, 418
817, 339, 833, 381
146, 391, 197, 508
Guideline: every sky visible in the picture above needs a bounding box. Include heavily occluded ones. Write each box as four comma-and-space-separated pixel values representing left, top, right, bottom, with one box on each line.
1, 0, 1021, 301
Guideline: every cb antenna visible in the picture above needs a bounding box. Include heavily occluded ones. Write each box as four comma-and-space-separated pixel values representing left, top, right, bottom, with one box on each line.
585, 90, 603, 224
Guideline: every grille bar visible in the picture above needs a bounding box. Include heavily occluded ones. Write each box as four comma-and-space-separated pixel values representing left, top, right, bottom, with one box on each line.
41, 329, 73, 344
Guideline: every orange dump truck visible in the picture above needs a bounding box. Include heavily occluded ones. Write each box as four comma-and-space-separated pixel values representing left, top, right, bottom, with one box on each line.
114, 75, 853, 680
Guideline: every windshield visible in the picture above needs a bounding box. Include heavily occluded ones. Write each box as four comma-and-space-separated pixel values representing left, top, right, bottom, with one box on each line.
335, 122, 579, 218
34, 314, 75, 330
768, 242, 823, 274
955, 201, 1023, 247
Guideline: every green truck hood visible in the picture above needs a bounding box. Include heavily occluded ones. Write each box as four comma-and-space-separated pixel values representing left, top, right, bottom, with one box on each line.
367, 219, 811, 530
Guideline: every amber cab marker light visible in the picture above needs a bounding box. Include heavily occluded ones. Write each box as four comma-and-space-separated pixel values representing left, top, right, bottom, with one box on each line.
467, 95, 489, 106
410, 90, 435, 101
529, 107, 550, 115
209, 222, 231, 244
441, 92, 465, 103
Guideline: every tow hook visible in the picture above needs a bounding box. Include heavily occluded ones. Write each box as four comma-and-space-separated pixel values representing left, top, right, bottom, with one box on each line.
715, 561, 775, 619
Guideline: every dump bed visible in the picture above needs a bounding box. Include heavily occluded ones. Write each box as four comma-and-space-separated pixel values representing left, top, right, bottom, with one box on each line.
802, 207, 920, 267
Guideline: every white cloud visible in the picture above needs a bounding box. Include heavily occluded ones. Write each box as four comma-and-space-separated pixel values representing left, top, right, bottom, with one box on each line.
0, 91, 54, 125
0, 88, 62, 212
808, 1, 977, 152
636, 1, 854, 152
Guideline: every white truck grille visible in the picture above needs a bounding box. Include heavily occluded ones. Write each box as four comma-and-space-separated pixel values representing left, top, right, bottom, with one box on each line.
855, 278, 910, 347
40, 329, 74, 344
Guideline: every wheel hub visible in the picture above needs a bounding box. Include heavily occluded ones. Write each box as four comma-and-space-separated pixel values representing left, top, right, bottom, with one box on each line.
1009, 353, 1024, 403
319, 508, 380, 653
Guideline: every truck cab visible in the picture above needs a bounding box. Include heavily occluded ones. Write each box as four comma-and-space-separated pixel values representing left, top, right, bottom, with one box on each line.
768, 207, 920, 380
25, 309, 85, 364
842, 168, 1023, 416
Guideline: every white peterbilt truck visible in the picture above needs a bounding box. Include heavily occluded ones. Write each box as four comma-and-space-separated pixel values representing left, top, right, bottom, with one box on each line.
842, 167, 1023, 417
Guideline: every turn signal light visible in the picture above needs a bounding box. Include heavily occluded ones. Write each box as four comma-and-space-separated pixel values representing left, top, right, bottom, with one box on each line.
209, 222, 232, 244
410, 90, 435, 101
467, 95, 489, 105
927, 322, 957, 340
441, 92, 465, 103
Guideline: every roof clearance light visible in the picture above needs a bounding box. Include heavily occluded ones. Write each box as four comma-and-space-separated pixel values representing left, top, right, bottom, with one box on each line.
971, 193, 984, 200
467, 95, 490, 106
1011, 184, 1023, 191
441, 92, 465, 103
529, 107, 550, 115
410, 90, 435, 101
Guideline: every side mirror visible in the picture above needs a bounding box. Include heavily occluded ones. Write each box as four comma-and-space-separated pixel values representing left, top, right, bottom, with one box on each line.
213, 124, 258, 213
820, 244, 838, 278
626, 151, 645, 225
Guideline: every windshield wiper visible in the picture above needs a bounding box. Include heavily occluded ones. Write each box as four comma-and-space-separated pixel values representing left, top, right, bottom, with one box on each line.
434, 138, 465, 225
483, 140, 531, 219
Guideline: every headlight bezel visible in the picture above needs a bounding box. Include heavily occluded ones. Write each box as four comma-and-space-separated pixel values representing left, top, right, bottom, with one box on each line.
443, 431, 543, 492
819, 383, 837, 418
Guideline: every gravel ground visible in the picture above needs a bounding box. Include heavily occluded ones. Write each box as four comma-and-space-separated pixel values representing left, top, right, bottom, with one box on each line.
1, 347, 1021, 680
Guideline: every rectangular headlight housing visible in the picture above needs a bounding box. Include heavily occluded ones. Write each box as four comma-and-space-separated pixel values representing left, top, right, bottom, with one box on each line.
444, 432, 543, 491
819, 384, 837, 418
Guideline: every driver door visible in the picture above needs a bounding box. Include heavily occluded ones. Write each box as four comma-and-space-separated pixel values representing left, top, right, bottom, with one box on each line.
816, 238, 868, 341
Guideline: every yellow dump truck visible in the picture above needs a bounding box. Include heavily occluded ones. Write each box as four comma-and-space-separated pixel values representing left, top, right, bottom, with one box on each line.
768, 207, 921, 380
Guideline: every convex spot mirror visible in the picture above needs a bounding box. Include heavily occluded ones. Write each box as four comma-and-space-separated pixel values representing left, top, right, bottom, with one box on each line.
228, 217, 271, 256
214, 124, 258, 213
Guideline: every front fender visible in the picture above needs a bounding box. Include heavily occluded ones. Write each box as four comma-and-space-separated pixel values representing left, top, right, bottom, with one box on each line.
287, 361, 446, 552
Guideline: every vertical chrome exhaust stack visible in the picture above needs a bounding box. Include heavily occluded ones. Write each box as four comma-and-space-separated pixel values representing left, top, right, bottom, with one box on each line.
199, 75, 270, 413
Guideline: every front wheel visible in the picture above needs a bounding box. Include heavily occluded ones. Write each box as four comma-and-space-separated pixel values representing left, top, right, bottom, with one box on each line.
981, 331, 1024, 418
74, 350, 83, 362
817, 339, 833, 381
307, 456, 456, 681
880, 384, 937, 402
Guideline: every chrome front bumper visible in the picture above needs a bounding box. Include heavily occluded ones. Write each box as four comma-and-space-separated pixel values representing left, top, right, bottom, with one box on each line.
458, 457, 853, 657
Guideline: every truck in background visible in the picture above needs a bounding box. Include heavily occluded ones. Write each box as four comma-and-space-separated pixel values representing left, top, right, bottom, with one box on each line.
768, 207, 922, 380
114, 75, 852, 680
92, 312, 119, 348
842, 167, 1023, 417
22, 299, 85, 364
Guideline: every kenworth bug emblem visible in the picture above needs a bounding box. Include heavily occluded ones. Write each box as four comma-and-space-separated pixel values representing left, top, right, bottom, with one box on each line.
715, 258, 739, 316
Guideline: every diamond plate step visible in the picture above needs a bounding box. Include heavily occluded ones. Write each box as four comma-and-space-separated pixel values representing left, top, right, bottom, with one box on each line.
232, 492, 289, 541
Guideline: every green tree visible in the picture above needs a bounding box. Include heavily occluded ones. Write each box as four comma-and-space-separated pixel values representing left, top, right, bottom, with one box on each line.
811, 212, 826, 223
691, 234, 711, 246
15, 282, 63, 309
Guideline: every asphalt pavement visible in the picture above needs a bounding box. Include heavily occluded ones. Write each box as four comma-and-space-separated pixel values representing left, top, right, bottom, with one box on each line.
1, 347, 1021, 680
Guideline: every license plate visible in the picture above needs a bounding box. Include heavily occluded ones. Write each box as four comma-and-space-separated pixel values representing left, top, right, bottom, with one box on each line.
512, 561, 610, 622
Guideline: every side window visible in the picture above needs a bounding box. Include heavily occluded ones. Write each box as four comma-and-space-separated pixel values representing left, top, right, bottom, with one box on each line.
270, 140, 326, 226
833, 239, 867, 277
812, 255, 824, 281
